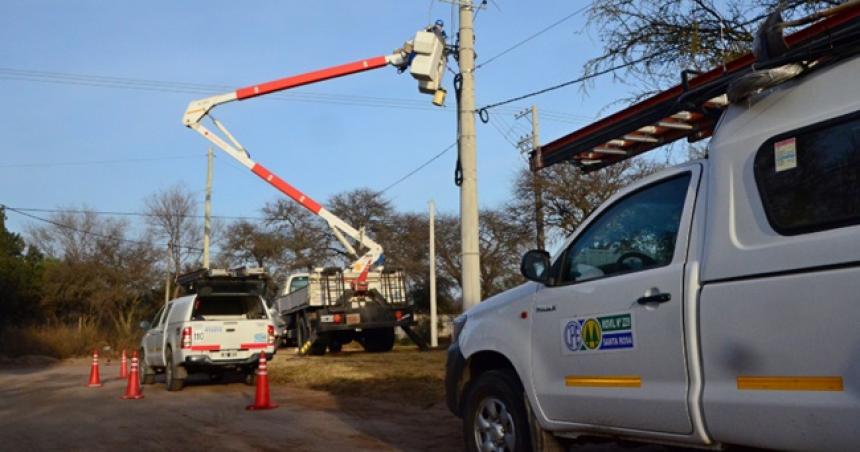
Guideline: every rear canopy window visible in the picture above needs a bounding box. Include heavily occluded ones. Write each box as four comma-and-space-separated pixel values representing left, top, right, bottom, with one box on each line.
191, 295, 266, 320
754, 112, 860, 235
289, 276, 309, 293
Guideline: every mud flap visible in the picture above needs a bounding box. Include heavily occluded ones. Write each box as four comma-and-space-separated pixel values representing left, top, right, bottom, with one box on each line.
526, 394, 565, 452
400, 324, 429, 351
298, 339, 314, 356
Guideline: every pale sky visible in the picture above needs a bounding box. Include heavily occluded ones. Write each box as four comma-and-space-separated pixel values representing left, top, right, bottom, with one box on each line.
0, 1, 631, 236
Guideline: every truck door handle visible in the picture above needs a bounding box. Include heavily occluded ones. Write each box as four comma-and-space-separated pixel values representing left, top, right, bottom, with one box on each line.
637, 292, 671, 304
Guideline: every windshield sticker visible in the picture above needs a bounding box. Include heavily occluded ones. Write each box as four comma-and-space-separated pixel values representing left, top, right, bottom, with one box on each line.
562, 312, 634, 354
774, 138, 797, 172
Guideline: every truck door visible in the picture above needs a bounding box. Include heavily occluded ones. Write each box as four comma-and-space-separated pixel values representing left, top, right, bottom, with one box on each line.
143, 303, 170, 367
530, 165, 700, 434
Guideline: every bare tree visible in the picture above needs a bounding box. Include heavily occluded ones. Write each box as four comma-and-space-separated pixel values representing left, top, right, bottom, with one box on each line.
220, 220, 287, 275
262, 199, 332, 274
435, 208, 534, 301
327, 188, 395, 259
585, 0, 839, 92
143, 184, 201, 278
512, 159, 665, 243
27, 209, 159, 333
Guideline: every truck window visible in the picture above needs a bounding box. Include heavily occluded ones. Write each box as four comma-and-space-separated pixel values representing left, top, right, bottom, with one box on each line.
754, 112, 860, 235
557, 173, 691, 284
150, 305, 165, 328
190, 295, 267, 320
289, 276, 309, 293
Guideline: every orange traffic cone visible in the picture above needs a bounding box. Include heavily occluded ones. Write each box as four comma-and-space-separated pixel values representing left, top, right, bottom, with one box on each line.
119, 350, 128, 379
87, 350, 102, 388
246, 353, 277, 410
121, 351, 144, 400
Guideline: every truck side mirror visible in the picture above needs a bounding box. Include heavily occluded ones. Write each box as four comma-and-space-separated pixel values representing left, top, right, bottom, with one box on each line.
520, 249, 551, 284
139, 320, 151, 331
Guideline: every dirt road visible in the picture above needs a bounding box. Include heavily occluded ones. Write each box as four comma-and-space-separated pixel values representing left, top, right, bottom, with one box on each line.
0, 357, 462, 451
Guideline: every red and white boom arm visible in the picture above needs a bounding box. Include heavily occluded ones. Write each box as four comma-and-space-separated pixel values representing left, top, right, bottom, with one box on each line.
182, 52, 409, 276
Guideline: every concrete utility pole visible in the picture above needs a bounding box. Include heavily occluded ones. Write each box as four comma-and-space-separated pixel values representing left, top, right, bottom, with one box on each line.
203, 148, 213, 269
428, 200, 438, 348
164, 241, 173, 305
516, 105, 545, 250
458, 0, 481, 310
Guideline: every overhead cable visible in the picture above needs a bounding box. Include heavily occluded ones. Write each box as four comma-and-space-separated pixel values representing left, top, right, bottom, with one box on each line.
476, 53, 654, 121
474, 3, 591, 70
378, 142, 457, 194
0, 67, 588, 123
0, 154, 203, 169
1, 203, 204, 252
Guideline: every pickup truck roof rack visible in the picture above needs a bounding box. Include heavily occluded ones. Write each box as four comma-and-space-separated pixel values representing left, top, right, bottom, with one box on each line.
176, 267, 268, 296
533, 4, 860, 173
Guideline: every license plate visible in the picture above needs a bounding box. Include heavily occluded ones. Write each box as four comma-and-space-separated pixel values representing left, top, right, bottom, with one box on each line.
346, 313, 361, 325
220, 351, 237, 358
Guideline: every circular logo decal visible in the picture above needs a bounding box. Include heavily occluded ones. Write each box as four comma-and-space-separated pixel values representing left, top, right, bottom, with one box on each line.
563, 320, 582, 352
582, 318, 602, 350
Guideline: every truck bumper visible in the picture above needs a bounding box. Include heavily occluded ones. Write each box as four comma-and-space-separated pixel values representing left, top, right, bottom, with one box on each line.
445, 341, 467, 417
314, 304, 416, 332
183, 351, 274, 370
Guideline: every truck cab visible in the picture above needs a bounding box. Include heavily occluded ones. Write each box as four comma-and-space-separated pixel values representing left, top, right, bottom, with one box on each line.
446, 10, 860, 451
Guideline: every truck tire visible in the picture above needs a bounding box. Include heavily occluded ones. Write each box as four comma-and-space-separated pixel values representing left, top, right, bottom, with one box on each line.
140, 348, 156, 385
244, 367, 256, 386
462, 370, 531, 452
328, 342, 343, 353
359, 327, 395, 353
164, 348, 184, 392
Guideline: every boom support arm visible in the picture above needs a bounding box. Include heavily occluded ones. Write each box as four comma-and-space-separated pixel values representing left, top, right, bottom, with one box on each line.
183, 53, 409, 275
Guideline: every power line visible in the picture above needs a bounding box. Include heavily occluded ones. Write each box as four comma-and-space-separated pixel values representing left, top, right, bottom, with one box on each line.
378, 142, 457, 194
476, 53, 654, 117
1, 203, 204, 252
0, 154, 203, 169
0, 68, 443, 112
488, 116, 519, 148
3, 205, 424, 228
5, 206, 266, 222
0, 67, 589, 123
474, 4, 591, 70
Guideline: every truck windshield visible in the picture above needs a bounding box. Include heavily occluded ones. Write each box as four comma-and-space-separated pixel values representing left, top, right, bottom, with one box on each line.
190, 295, 266, 320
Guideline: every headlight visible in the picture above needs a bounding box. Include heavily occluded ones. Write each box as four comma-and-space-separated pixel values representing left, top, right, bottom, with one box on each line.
452, 314, 467, 344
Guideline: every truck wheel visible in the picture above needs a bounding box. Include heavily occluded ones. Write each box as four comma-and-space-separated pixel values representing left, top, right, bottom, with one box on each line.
309, 342, 327, 356
360, 327, 395, 353
164, 348, 184, 392
463, 370, 531, 452
244, 367, 256, 386
140, 348, 156, 385
328, 342, 342, 353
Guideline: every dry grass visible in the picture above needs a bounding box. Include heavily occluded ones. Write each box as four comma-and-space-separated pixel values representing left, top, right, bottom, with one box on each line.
0, 324, 140, 359
267, 345, 448, 408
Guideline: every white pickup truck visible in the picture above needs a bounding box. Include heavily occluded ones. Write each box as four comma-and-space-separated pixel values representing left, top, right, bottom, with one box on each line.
446, 10, 860, 452
140, 270, 276, 391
